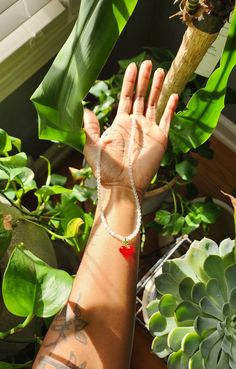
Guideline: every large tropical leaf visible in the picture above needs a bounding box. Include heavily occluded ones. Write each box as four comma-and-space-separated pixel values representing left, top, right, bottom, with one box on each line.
170, 6, 236, 153
31, 0, 138, 152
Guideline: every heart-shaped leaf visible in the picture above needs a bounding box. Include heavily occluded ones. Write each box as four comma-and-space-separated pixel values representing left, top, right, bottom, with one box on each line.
2, 245, 73, 317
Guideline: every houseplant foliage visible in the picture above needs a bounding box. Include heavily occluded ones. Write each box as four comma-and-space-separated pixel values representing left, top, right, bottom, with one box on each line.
148, 197, 236, 369
31, 0, 138, 152
170, 4, 236, 154
0, 128, 94, 362
155, 0, 235, 122
31, 0, 236, 159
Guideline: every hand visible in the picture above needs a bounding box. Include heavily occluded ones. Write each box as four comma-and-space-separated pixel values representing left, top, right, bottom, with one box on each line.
83, 60, 178, 197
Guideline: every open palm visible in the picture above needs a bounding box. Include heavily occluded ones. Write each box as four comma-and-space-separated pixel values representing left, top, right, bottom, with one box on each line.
83, 61, 178, 195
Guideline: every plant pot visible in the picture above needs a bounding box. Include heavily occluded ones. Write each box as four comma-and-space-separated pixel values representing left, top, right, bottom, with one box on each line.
142, 178, 177, 215
0, 198, 57, 359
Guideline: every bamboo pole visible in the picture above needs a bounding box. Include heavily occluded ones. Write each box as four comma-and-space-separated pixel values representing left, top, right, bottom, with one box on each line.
156, 25, 218, 122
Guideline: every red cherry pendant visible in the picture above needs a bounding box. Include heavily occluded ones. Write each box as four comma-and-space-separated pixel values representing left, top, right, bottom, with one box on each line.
119, 244, 135, 257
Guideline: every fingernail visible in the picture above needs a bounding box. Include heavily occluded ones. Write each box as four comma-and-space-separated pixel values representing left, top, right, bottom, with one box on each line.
156, 68, 165, 73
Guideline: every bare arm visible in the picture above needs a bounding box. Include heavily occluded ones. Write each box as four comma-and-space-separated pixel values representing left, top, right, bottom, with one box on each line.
32, 61, 178, 369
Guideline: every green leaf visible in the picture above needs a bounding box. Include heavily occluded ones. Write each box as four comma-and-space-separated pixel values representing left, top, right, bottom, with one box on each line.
89, 80, 109, 97
175, 157, 198, 181
73, 184, 95, 202
0, 152, 27, 168
179, 277, 195, 301
191, 282, 206, 303
10, 136, 21, 152
0, 214, 12, 259
217, 350, 230, 369
170, 7, 236, 153
190, 202, 220, 224
194, 315, 218, 337
159, 294, 178, 317
167, 327, 194, 352
151, 334, 171, 358
15, 167, 35, 189
2, 244, 36, 316
70, 167, 93, 181
59, 200, 93, 251
65, 217, 84, 238
184, 212, 201, 229
229, 287, 236, 312
0, 362, 14, 369
181, 331, 201, 356
163, 258, 198, 283
161, 213, 185, 236
200, 297, 223, 320
200, 331, 222, 360
206, 279, 225, 308
148, 312, 167, 335
50, 174, 67, 186
229, 340, 236, 369
155, 273, 180, 298
155, 210, 171, 225
31, 0, 138, 151
168, 350, 189, 369
146, 299, 159, 318
36, 185, 72, 198
185, 239, 219, 283
204, 338, 222, 369
175, 301, 200, 323
2, 245, 73, 317
0, 129, 12, 153
225, 264, 236, 295
24, 249, 73, 317
189, 350, 205, 369
204, 255, 227, 299
219, 238, 235, 257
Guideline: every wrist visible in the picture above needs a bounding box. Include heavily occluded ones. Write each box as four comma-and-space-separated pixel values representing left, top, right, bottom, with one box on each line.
100, 184, 143, 204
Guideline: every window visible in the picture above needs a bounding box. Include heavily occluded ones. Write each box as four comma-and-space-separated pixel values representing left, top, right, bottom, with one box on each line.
0, 0, 80, 101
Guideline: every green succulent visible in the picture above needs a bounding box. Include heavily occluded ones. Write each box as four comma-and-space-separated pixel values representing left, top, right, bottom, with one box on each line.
148, 237, 236, 369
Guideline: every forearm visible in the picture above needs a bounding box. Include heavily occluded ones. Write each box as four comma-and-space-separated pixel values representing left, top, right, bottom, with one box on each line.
33, 187, 140, 369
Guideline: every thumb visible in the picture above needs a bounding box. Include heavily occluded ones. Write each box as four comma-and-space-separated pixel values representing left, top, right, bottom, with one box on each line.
83, 109, 100, 145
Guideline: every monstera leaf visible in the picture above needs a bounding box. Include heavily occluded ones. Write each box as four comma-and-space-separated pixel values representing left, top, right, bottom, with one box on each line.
31, 0, 138, 152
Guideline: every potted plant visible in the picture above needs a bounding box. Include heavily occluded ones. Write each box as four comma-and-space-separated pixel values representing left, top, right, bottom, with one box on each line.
145, 195, 236, 369
29, 0, 235, 157
0, 128, 93, 363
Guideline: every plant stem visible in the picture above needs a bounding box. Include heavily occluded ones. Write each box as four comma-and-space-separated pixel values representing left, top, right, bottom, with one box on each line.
23, 217, 66, 240
0, 314, 34, 340
0, 191, 30, 215
171, 190, 177, 213
12, 361, 32, 369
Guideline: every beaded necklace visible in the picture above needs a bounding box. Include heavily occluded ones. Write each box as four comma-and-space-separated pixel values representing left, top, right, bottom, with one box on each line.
96, 115, 142, 257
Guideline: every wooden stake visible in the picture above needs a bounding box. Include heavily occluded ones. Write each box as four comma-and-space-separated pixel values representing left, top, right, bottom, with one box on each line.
156, 25, 218, 122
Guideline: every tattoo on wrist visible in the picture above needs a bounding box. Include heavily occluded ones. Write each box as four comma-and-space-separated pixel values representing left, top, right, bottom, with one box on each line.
38, 352, 87, 369
44, 294, 88, 348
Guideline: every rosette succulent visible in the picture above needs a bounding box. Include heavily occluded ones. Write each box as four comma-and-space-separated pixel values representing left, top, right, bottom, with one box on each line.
147, 237, 236, 369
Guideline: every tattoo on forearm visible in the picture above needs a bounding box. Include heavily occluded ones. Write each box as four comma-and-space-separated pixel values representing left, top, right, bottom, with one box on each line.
38, 352, 87, 369
44, 294, 88, 348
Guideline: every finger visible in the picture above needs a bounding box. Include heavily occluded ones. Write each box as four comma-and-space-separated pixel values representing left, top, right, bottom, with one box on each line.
117, 62, 137, 114
146, 68, 165, 122
83, 109, 100, 145
133, 60, 152, 115
159, 94, 179, 135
